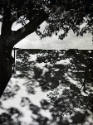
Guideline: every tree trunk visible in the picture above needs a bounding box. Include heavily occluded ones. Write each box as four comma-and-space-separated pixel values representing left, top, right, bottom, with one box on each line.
0, 6, 14, 97
0, 37, 13, 97
0, 8, 48, 97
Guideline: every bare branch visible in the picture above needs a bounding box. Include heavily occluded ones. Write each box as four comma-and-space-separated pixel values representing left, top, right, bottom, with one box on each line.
6, 13, 48, 48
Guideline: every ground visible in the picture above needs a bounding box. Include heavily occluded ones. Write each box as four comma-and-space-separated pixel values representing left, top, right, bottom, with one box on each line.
0, 49, 93, 125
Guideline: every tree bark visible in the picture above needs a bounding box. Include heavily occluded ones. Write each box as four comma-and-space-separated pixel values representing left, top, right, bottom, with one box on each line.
0, 36, 13, 97
0, 6, 13, 97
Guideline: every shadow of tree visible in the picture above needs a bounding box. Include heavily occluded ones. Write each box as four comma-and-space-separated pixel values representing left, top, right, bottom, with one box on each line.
0, 49, 93, 125
0, 107, 22, 125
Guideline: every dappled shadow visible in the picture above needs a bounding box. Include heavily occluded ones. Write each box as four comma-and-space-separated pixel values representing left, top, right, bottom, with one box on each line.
0, 107, 22, 125
0, 49, 93, 125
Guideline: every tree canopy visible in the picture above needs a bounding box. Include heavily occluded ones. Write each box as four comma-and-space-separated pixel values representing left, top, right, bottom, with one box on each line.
0, 0, 93, 44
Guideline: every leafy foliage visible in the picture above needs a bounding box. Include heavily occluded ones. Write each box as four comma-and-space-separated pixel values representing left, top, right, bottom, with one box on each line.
0, 0, 93, 40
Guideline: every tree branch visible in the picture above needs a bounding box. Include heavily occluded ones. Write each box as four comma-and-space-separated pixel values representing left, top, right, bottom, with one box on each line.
6, 13, 48, 49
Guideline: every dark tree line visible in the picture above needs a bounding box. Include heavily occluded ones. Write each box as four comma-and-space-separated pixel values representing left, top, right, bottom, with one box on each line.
0, 0, 93, 97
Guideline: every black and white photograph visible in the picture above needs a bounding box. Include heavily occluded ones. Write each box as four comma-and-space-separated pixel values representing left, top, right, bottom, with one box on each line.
0, 0, 93, 125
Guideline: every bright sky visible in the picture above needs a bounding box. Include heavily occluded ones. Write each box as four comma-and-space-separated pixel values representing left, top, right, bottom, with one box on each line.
15, 30, 93, 50
0, 21, 93, 50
